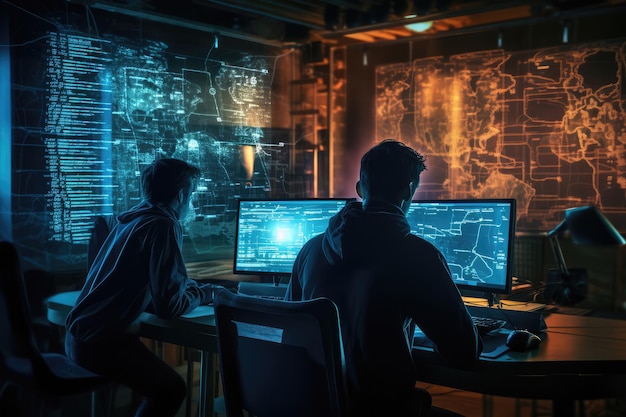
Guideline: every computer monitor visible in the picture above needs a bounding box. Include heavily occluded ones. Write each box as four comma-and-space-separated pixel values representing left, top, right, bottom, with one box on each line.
233, 199, 350, 278
406, 199, 516, 295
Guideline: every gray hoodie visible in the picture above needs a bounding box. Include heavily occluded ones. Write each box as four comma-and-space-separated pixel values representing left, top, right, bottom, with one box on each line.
66, 201, 213, 343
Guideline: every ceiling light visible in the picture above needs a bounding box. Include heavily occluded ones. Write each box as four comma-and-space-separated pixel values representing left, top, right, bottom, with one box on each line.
405, 21, 433, 32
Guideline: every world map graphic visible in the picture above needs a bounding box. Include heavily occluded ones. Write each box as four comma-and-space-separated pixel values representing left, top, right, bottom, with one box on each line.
375, 41, 626, 233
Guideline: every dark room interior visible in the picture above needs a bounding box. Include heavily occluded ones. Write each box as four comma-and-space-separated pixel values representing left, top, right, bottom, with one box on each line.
2, 1, 626, 416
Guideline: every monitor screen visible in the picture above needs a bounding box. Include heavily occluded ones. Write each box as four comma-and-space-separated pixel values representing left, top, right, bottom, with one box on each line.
234, 199, 350, 276
406, 199, 516, 294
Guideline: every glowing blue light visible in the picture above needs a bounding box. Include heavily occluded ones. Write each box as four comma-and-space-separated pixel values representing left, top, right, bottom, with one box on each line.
274, 226, 294, 242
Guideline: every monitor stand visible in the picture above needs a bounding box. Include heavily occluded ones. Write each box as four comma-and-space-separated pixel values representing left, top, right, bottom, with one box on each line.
486, 292, 499, 307
256, 274, 286, 285
272, 275, 284, 286
238, 275, 289, 298
461, 290, 499, 308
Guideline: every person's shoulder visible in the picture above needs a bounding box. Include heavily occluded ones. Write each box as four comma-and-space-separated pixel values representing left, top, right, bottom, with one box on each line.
309, 233, 325, 244
153, 214, 181, 234
128, 209, 178, 233
403, 233, 441, 254
132, 209, 175, 223
299, 232, 324, 253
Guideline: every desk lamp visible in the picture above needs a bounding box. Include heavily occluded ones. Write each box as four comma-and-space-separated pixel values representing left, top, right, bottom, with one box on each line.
546, 205, 626, 305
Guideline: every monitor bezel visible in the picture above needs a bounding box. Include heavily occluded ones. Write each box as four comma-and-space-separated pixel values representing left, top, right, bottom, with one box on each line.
408, 198, 517, 295
232, 198, 351, 278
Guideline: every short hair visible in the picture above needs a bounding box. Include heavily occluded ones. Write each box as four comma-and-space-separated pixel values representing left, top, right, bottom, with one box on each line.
141, 158, 201, 204
360, 140, 426, 200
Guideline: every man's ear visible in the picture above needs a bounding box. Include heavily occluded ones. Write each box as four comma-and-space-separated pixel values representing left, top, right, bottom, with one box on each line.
401, 181, 417, 204
356, 181, 363, 198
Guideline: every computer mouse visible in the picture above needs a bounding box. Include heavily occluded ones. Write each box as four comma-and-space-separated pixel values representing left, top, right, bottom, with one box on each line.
506, 329, 542, 352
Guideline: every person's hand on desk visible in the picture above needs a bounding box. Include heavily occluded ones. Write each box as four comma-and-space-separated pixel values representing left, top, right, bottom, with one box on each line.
199, 283, 225, 305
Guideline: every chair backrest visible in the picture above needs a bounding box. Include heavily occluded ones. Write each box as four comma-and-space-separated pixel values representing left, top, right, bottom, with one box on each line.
1, 241, 108, 414
0, 241, 42, 366
214, 289, 350, 417
0, 241, 83, 386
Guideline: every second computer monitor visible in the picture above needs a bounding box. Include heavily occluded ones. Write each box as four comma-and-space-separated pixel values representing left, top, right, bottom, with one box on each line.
234, 199, 350, 277
406, 199, 516, 294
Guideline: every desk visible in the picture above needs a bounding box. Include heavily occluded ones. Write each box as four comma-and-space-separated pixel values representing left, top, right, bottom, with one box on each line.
47, 291, 219, 417
48, 292, 626, 417
413, 313, 626, 417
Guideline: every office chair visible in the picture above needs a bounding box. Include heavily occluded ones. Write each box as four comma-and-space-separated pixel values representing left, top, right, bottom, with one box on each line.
0, 241, 108, 416
213, 288, 350, 417
23, 269, 64, 354
208, 282, 287, 416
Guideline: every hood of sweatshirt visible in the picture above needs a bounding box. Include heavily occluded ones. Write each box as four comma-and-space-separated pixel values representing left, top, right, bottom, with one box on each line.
322, 201, 411, 267
117, 200, 178, 224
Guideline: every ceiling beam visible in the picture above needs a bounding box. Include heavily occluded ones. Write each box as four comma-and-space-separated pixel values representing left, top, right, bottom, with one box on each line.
80, 1, 284, 46
200, 0, 326, 29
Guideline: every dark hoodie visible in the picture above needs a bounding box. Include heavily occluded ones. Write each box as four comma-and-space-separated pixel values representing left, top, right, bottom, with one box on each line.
66, 201, 213, 343
285, 201, 481, 415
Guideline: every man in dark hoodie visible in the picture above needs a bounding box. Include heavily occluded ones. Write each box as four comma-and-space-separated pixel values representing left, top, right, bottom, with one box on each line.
285, 140, 482, 417
65, 158, 220, 417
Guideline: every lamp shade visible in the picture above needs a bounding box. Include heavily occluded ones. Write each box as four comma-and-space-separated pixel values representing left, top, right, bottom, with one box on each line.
548, 205, 626, 245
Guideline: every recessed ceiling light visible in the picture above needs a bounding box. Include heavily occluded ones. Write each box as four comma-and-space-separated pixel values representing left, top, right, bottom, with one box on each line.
405, 21, 433, 32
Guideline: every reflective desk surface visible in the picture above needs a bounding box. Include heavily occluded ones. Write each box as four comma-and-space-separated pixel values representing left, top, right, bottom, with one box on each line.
48, 291, 626, 417
413, 310, 626, 416
47, 291, 218, 417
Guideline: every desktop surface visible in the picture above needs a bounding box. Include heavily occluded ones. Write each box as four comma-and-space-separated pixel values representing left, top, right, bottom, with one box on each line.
412, 311, 626, 410
462, 296, 545, 312
47, 290, 626, 417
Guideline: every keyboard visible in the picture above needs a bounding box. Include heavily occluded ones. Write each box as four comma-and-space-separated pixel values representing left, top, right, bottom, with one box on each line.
472, 316, 507, 334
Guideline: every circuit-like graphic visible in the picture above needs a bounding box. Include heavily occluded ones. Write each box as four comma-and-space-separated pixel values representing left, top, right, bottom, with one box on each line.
9, 14, 285, 270
405, 201, 513, 290
376, 42, 626, 232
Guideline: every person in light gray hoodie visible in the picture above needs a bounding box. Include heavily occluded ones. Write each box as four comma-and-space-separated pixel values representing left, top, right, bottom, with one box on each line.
285, 140, 482, 417
65, 158, 220, 417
